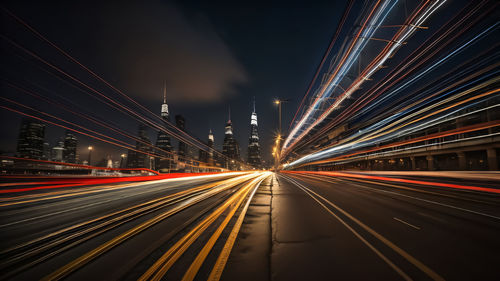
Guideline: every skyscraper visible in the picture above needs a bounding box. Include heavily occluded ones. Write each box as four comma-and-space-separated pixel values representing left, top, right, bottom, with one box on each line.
63, 131, 78, 163
247, 98, 261, 168
51, 138, 65, 162
127, 124, 153, 169
155, 83, 173, 172
207, 129, 215, 166
176, 115, 187, 158
175, 114, 189, 172
199, 129, 215, 166
42, 142, 50, 161
222, 108, 240, 170
16, 118, 45, 160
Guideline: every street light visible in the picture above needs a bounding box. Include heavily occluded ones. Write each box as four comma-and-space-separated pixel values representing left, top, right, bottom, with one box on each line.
150, 156, 155, 171
273, 98, 289, 137
274, 99, 282, 135
87, 146, 93, 165
274, 98, 288, 170
120, 153, 126, 168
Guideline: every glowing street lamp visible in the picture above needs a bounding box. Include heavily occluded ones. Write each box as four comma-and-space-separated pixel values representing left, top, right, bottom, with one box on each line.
273, 98, 289, 170
120, 153, 126, 168
274, 99, 282, 135
87, 146, 93, 165
273, 98, 289, 141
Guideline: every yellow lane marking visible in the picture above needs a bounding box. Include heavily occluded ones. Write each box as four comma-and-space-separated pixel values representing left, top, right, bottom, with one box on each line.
41, 174, 257, 281
183, 173, 270, 281
181, 175, 267, 281
139, 174, 267, 281
282, 175, 444, 281
207, 173, 270, 281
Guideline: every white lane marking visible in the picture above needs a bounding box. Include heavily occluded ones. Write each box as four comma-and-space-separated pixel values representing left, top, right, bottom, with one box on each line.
393, 217, 421, 230
280, 175, 412, 281
281, 174, 445, 281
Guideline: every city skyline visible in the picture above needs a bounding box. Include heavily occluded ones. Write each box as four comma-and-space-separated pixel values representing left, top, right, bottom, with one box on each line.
9, 90, 266, 170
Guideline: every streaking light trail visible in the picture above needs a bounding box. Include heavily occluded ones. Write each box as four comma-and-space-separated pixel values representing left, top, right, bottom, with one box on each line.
282, 0, 447, 156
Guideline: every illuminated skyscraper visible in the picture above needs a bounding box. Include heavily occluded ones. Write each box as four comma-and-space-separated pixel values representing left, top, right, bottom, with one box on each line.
51, 138, 65, 162
207, 129, 215, 166
16, 118, 45, 160
63, 131, 78, 163
199, 129, 215, 166
155, 83, 173, 172
42, 142, 50, 161
247, 98, 261, 168
175, 114, 189, 172
127, 124, 153, 169
176, 115, 187, 158
222, 108, 240, 170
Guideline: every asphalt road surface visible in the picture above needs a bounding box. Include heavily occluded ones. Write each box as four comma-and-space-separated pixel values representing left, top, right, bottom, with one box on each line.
0, 172, 271, 281
1, 171, 499, 281
264, 172, 499, 281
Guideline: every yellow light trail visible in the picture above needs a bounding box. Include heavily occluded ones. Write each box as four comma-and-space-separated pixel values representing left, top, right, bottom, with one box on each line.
0, 172, 248, 207
40, 174, 259, 281
139, 173, 269, 281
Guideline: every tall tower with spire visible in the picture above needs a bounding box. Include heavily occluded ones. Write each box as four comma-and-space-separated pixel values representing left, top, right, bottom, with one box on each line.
161, 81, 169, 118
207, 129, 215, 166
247, 97, 261, 168
222, 107, 240, 170
155, 82, 173, 172
199, 129, 215, 167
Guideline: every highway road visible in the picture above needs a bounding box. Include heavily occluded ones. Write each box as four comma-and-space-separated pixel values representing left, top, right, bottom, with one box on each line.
263, 172, 500, 281
1, 171, 499, 280
0, 172, 272, 281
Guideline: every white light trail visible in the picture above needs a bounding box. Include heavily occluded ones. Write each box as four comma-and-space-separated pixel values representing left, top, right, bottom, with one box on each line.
282, 0, 447, 156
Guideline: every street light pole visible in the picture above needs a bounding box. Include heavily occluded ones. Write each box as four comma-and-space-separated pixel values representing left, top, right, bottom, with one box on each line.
120, 154, 126, 168
274, 98, 289, 136
274, 99, 282, 136
279, 101, 282, 135
274, 98, 288, 171
87, 146, 93, 165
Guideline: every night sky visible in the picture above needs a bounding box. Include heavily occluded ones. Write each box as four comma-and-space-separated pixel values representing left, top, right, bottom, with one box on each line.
1, 0, 347, 164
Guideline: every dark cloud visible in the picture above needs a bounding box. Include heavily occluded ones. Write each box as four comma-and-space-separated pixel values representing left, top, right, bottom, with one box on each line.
1, 0, 349, 164
94, 1, 248, 104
